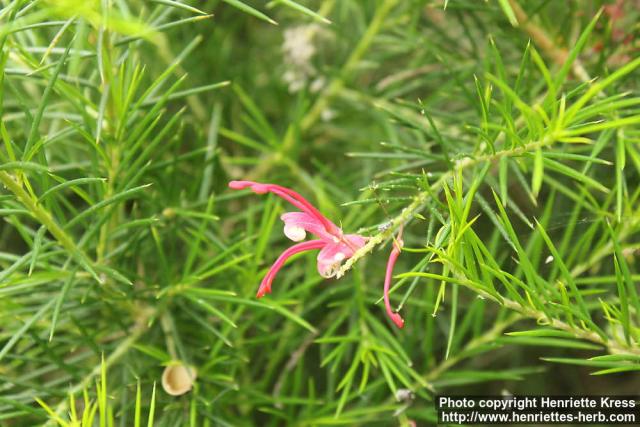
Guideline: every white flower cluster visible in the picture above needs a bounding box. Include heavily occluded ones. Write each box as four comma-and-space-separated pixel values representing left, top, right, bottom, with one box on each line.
282, 25, 326, 94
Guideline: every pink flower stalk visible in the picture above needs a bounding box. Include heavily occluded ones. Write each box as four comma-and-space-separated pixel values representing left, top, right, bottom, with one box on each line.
383, 227, 405, 328
229, 180, 367, 298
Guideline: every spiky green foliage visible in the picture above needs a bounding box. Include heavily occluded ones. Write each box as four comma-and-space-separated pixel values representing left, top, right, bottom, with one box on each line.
1, 0, 639, 425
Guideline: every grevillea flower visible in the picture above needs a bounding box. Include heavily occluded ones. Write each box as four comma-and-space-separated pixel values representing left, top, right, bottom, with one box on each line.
229, 181, 367, 298
229, 180, 407, 329
383, 227, 405, 329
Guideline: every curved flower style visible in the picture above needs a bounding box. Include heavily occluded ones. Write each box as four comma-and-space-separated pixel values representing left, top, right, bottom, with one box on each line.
383, 227, 405, 329
229, 181, 367, 298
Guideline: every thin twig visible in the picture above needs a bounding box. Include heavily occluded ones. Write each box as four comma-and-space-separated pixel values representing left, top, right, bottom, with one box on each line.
508, 0, 592, 83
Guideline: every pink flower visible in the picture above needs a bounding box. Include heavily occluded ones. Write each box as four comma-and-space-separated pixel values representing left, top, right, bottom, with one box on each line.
383, 227, 405, 329
229, 180, 408, 329
229, 181, 367, 298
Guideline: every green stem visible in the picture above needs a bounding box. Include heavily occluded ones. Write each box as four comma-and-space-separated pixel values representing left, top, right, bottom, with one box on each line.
508, 0, 591, 82
0, 171, 101, 283
425, 315, 521, 383
336, 134, 556, 278
499, 297, 640, 356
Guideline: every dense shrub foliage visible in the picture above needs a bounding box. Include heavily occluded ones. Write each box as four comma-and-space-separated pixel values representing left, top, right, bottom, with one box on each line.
0, 0, 639, 425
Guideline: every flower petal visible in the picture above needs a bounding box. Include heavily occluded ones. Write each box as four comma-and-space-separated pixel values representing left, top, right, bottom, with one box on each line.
316, 235, 366, 278
342, 234, 367, 253
316, 242, 347, 278
281, 212, 334, 241
229, 181, 340, 235
257, 239, 326, 298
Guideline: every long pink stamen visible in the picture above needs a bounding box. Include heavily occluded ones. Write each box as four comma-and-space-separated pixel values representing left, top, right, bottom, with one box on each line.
257, 239, 326, 298
229, 181, 340, 235
383, 230, 405, 329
